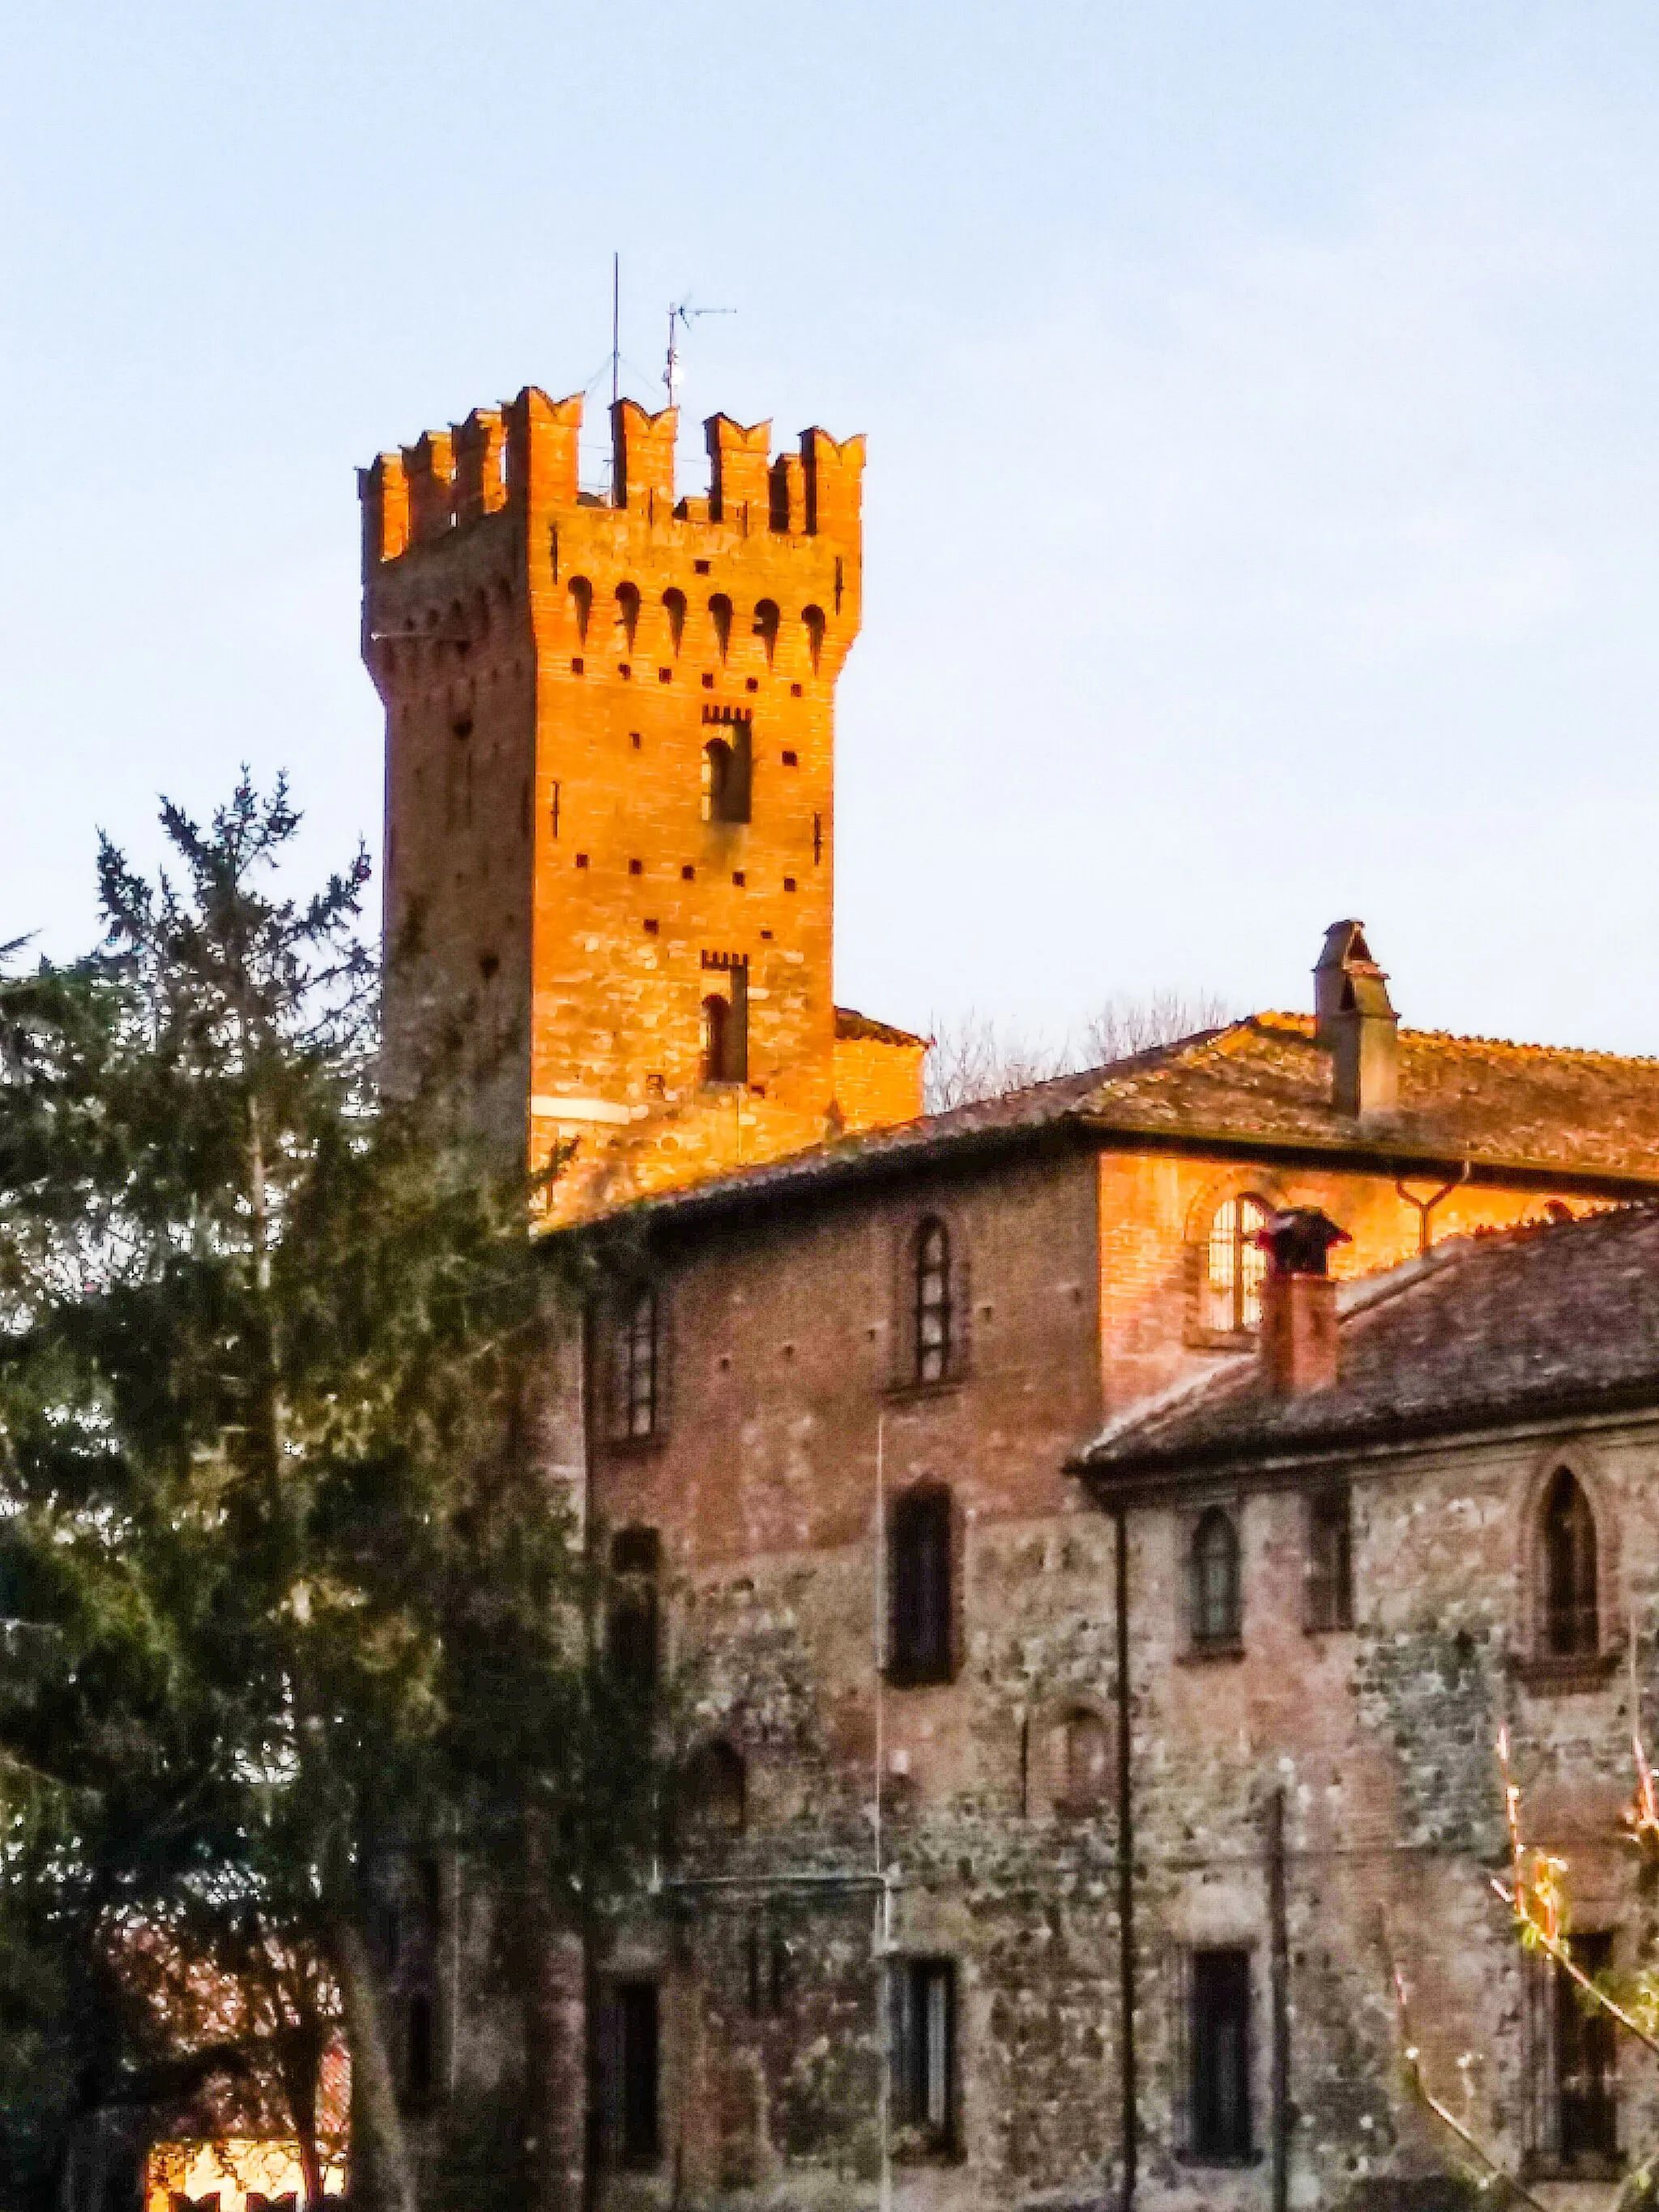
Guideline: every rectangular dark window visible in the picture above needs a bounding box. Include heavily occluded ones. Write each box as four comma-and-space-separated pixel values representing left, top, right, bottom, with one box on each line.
605, 1980, 660, 2167
402, 1989, 436, 2112
1191, 1948, 1252, 2163
1307, 1487, 1353, 1631
893, 1958, 956, 2154
1556, 1933, 1617, 2164
607, 1528, 660, 1705
889, 1489, 953, 1684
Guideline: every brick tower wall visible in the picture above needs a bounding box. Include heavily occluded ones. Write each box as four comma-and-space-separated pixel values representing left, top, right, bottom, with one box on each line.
362, 389, 876, 1214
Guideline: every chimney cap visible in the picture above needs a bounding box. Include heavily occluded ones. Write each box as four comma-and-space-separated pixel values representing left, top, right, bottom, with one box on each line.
1255, 1207, 1350, 1279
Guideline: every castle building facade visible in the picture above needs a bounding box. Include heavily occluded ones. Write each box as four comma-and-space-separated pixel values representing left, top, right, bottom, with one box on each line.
359, 378, 1659, 2211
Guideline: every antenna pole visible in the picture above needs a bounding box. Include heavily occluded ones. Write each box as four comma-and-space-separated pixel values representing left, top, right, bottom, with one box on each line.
611, 252, 621, 413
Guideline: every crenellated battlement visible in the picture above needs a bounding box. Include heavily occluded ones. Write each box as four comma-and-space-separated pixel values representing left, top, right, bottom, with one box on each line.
358, 386, 863, 573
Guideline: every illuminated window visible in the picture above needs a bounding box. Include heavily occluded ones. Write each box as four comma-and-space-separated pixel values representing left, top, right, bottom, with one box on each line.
1206, 1195, 1271, 1332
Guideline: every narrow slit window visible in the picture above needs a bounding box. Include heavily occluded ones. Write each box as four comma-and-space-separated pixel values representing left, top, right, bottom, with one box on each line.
569, 574, 593, 643
915, 1217, 952, 1383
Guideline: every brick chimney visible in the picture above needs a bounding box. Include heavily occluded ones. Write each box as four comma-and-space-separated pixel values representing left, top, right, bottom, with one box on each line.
1256, 1208, 1350, 1396
1314, 920, 1398, 1119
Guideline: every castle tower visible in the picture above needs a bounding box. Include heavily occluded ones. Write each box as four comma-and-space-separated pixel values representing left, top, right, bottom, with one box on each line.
360, 388, 923, 1216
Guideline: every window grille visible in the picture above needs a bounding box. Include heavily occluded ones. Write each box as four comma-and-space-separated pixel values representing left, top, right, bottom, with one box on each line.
1190, 1507, 1242, 1649
1542, 1468, 1598, 1657
915, 1218, 952, 1383
614, 1289, 658, 1438
1307, 1487, 1354, 1631
892, 1958, 957, 2154
1206, 1195, 1271, 1332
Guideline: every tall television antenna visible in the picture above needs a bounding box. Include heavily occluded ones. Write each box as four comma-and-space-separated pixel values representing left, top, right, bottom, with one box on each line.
664, 294, 736, 411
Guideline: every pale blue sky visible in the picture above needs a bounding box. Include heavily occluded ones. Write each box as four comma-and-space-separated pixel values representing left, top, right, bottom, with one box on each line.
6, 3, 1659, 1051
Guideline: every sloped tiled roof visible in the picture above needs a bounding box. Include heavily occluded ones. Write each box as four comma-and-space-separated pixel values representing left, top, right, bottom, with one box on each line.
1080, 1202, 1659, 1479
633, 1013, 1659, 1224
834, 1005, 928, 1048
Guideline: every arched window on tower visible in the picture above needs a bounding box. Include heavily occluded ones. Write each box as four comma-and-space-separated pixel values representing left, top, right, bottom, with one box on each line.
701, 739, 731, 823
1541, 1467, 1598, 1657
1190, 1507, 1242, 1650
802, 604, 826, 673
1206, 1194, 1272, 1333
663, 586, 687, 656
709, 593, 733, 662
753, 599, 780, 664
615, 581, 641, 651
914, 1217, 952, 1384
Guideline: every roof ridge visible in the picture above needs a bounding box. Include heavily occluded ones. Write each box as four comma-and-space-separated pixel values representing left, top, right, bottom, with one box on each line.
1256, 1008, 1659, 1068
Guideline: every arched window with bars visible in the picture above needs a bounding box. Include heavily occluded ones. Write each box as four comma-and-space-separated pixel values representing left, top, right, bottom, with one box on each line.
1206, 1194, 1272, 1332
612, 1288, 659, 1440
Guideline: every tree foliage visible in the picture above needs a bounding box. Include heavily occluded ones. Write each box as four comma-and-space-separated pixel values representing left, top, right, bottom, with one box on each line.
0, 775, 663, 2210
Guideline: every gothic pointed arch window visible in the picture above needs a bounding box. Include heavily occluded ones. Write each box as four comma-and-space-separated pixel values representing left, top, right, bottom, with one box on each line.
1541, 1467, 1598, 1658
914, 1217, 952, 1384
1206, 1194, 1272, 1333
1190, 1507, 1242, 1649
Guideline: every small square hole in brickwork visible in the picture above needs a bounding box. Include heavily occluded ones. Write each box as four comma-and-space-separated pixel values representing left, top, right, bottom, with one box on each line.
783, 877, 796, 893
731, 871, 746, 888
575, 853, 589, 868
643, 918, 659, 936
646, 1072, 665, 1097
630, 732, 642, 749
659, 667, 672, 683
694, 559, 712, 575
718, 1353, 731, 1371
451, 714, 473, 739
790, 682, 803, 698
745, 676, 759, 693
629, 859, 643, 876
570, 657, 584, 675
618, 663, 632, 680
759, 928, 774, 940
702, 672, 714, 689
782, 750, 798, 766
681, 864, 695, 881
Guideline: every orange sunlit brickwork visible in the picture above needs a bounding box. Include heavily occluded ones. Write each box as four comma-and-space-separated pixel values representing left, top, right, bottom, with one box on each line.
361, 391, 923, 1220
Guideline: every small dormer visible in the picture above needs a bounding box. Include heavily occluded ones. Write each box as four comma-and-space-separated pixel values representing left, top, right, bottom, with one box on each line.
1313, 921, 1399, 1119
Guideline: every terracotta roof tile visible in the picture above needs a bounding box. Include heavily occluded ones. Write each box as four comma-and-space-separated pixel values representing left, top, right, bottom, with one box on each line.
630, 1013, 1659, 1222
1081, 1201, 1659, 1477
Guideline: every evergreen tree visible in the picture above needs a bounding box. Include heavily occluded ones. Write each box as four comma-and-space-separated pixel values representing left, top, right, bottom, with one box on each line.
0, 776, 666, 2211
